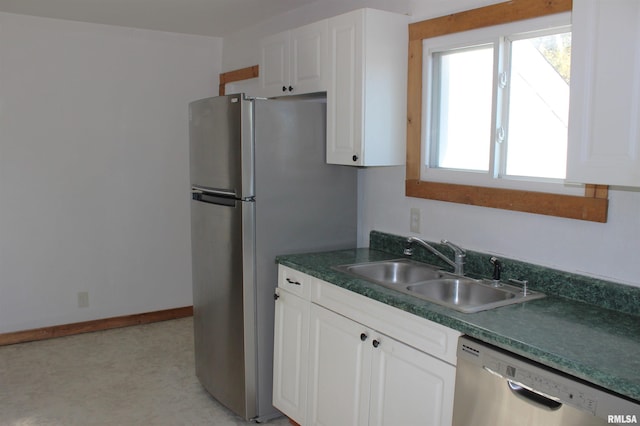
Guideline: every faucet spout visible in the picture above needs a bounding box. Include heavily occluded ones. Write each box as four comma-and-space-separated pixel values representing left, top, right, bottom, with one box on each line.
405, 237, 465, 275
442, 240, 466, 275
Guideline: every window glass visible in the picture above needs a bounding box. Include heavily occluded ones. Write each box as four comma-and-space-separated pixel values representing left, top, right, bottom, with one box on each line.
430, 46, 494, 172
505, 32, 571, 179
425, 27, 571, 185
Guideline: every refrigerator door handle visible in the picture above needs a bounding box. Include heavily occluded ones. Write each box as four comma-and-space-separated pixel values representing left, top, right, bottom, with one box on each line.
192, 188, 238, 207
191, 185, 237, 199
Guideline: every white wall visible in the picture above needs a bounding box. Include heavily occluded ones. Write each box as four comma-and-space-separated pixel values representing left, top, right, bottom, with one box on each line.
222, 0, 640, 289
0, 12, 222, 333
359, 167, 640, 287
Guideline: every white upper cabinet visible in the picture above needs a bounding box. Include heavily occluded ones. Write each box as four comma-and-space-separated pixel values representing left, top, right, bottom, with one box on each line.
258, 9, 408, 166
259, 20, 328, 98
326, 9, 408, 166
259, 31, 290, 97
567, 0, 640, 186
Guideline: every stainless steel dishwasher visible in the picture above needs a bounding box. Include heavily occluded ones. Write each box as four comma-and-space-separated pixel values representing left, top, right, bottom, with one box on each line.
453, 336, 640, 426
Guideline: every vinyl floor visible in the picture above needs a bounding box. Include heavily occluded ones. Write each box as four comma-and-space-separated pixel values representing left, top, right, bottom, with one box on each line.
0, 317, 290, 425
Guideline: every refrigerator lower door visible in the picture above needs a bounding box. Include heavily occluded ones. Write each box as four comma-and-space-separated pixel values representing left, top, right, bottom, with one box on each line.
190, 194, 257, 419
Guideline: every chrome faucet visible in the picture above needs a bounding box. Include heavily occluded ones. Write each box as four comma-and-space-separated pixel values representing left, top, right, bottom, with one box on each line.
404, 237, 466, 275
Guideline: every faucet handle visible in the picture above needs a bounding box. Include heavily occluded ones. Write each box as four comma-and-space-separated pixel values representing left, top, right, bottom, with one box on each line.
508, 278, 529, 296
404, 237, 414, 256
441, 240, 465, 256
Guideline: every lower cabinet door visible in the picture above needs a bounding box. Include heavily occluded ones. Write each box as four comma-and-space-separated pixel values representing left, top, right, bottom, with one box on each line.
306, 304, 372, 426
368, 335, 457, 426
272, 288, 309, 424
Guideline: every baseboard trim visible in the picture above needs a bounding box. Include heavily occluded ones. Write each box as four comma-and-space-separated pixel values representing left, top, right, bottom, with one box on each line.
0, 306, 193, 346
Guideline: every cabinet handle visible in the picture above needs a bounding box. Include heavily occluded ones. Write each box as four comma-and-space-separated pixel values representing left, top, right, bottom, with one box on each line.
360, 333, 368, 342
274, 293, 279, 300
372, 339, 380, 348
352, 154, 359, 162
282, 86, 287, 92
285, 278, 301, 286
288, 86, 293, 92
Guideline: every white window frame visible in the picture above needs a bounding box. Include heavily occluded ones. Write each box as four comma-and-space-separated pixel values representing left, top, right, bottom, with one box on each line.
421, 12, 582, 196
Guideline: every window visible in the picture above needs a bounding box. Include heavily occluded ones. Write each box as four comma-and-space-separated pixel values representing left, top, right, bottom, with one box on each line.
424, 18, 573, 192
430, 31, 571, 181
406, 0, 608, 222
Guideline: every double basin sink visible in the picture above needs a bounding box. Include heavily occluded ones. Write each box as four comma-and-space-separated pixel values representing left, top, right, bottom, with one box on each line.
333, 259, 545, 313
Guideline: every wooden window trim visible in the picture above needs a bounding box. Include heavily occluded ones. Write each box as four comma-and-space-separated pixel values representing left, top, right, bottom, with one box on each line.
218, 65, 259, 96
406, 0, 609, 222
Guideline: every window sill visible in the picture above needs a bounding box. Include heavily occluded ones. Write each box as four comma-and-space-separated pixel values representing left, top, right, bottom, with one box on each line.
406, 179, 608, 222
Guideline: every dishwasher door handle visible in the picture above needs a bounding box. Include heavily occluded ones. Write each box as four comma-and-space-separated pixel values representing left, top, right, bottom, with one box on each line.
508, 380, 563, 411
484, 365, 563, 411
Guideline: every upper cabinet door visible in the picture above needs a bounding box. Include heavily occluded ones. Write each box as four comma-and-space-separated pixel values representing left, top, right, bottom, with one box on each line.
259, 20, 328, 98
290, 20, 328, 95
259, 31, 290, 98
567, 0, 640, 186
326, 10, 363, 165
326, 9, 408, 166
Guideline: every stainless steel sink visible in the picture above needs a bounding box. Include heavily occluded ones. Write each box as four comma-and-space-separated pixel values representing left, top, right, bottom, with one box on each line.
333, 259, 545, 313
333, 259, 444, 286
405, 279, 541, 313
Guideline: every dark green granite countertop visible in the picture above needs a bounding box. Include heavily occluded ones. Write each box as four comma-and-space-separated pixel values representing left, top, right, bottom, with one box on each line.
276, 248, 640, 403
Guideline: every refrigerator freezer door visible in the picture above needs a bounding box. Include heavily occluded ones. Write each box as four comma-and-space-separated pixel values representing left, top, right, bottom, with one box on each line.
190, 195, 256, 419
189, 94, 254, 198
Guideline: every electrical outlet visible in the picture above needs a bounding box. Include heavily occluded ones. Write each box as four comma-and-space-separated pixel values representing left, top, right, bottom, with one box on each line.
78, 291, 89, 308
410, 208, 421, 233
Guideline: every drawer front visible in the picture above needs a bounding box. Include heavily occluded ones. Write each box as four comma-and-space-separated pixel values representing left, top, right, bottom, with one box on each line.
312, 277, 461, 365
278, 265, 312, 299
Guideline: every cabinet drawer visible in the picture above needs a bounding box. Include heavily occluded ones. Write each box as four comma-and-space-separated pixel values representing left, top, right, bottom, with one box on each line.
278, 265, 312, 299
312, 278, 461, 366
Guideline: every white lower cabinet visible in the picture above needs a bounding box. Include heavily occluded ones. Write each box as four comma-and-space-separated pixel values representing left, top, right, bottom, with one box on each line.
273, 265, 460, 426
306, 303, 371, 426
306, 304, 456, 426
368, 331, 456, 426
273, 287, 310, 424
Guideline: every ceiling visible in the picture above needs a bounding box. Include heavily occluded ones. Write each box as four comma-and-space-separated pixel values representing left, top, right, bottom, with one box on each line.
0, 0, 329, 37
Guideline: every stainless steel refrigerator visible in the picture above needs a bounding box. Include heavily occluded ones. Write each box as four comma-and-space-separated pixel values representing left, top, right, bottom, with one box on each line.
189, 94, 357, 422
